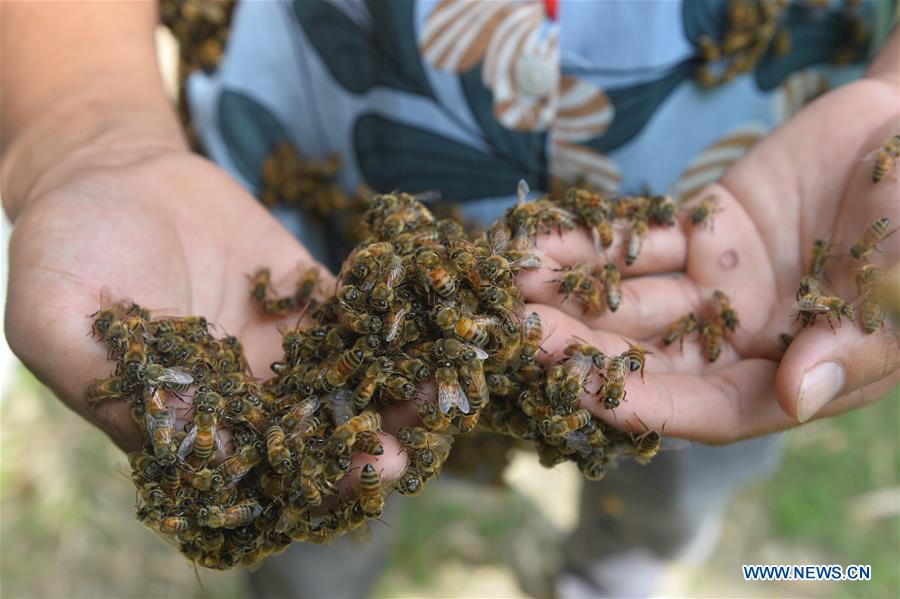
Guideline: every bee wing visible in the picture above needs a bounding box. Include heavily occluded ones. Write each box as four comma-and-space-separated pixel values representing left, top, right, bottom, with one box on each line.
488, 226, 510, 256
793, 299, 830, 313
516, 179, 530, 205
385, 305, 409, 342
328, 389, 354, 425
157, 367, 194, 386
563, 431, 593, 457
860, 148, 881, 162
296, 395, 321, 422
508, 252, 541, 271
464, 343, 489, 361
454, 387, 471, 414
437, 380, 456, 414
177, 425, 198, 460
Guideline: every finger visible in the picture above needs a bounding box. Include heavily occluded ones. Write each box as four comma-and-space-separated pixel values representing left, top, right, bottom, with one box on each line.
775, 322, 900, 423
534, 221, 688, 276
527, 303, 742, 374
519, 269, 702, 340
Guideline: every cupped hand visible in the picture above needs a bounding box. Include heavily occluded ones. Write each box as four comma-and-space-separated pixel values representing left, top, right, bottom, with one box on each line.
518, 78, 899, 444
4, 148, 408, 480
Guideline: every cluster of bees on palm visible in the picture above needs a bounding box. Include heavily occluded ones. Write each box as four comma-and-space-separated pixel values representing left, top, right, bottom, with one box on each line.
84, 180, 695, 570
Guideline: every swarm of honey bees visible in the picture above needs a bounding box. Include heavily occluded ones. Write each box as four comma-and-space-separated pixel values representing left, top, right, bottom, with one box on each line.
85, 182, 685, 570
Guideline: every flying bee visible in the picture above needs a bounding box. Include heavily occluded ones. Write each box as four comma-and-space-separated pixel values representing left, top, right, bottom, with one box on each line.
265, 425, 292, 474
199, 500, 262, 529
416, 249, 456, 298
699, 321, 724, 362
435, 361, 470, 414
543, 409, 592, 437
598, 356, 628, 409
177, 409, 220, 463
621, 340, 653, 380
85, 376, 129, 406
631, 415, 665, 465
689, 195, 720, 228
663, 312, 699, 350
249, 267, 272, 303
850, 217, 895, 260
711, 290, 740, 332
321, 348, 368, 392
869, 133, 900, 183
794, 295, 855, 331
807, 239, 836, 279
418, 402, 455, 432
358, 464, 384, 518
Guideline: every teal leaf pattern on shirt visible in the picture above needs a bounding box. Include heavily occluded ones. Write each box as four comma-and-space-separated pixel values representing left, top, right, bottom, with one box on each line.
354, 114, 544, 201
459, 68, 546, 179
218, 90, 290, 188
294, 0, 432, 97
584, 62, 692, 154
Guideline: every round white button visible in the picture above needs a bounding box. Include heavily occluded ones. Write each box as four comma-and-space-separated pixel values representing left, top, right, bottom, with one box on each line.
515, 53, 558, 97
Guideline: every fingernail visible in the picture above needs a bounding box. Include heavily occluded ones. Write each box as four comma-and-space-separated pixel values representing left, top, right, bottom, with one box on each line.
797, 362, 845, 422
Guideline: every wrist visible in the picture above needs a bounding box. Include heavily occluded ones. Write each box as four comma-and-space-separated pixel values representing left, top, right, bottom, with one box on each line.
1, 95, 188, 220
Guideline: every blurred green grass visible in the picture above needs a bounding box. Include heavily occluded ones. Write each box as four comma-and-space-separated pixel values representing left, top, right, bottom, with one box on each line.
1, 366, 897, 598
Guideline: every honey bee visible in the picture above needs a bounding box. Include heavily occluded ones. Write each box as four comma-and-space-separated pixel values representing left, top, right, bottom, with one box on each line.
216, 444, 262, 488
85, 376, 130, 406
598, 356, 628, 409
460, 361, 488, 412
90, 296, 129, 339
396, 357, 430, 383
794, 294, 855, 330
560, 354, 593, 402
154, 316, 209, 338
353, 430, 384, 456
340, 311, 383, 335
396, 467, 425, 496
265, 425, 292, 474
480, 285, 522, 322
621, 340, 652, 380
321, 348, 368, 392
383, 301, 411, 345
553, 263, 593, 303
331, 410, 382, 454
178, 409, 220, 462
353, 357, 392, 409
249, 268, 272, 303
578, 455, 607, 481
856, 265, 887, 333
543, 408, 592, 437
182, 467, 224, 493
144, 364, 194, 394
850, 217, 894, 260
870, 134, 900, 183
418, 402, 455, 432
199, 500, 262, 529
159, 516, 193, 534
599, 264, 622, 312
294, 266, 321, 304
712, 290, 740, 332
631, 415, 664, 465
435, 362, 469, 414
625, 215, 648, 266
122, 334, 148, 381
777, 332, 794, 352
369, 255, 405, 312
564, 339, 606, 369
358, 464, 384, 518
416, 250, 456, 298
699, 321, 724, 362
662, 313, 699, 350
689, 195, 720, 228
146, 412, 177, 464
160, 463, 181, 496
648, 193, 677, 226
807, 239, 836, 279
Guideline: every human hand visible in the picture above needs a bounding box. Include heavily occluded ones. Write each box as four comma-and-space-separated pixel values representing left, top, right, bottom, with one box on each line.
518, 77, 899, 444
4, 145, 409, 480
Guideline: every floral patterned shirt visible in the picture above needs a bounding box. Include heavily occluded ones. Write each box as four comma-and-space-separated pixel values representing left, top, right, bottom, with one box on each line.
187, 0, 891, 258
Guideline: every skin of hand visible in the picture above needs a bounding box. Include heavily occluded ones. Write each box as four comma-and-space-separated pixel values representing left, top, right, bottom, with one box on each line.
518, 42, 900, 444
1, 3, 407, 483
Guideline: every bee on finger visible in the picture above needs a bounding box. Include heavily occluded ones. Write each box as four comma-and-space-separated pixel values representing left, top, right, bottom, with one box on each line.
625, 215, 648, 266
699, 321, 724, 362
712, 290, 740, 332
599, 264, 622, 312
850, 217, 895, 260
621, 340, 653, 381
358, 464, 385, 518
869, 133, 900, 183
807, 239, 836, 279
662, 313, 699, 350
689, 195, 720, 229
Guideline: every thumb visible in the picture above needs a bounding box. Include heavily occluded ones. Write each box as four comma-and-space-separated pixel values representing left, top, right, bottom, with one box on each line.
775, 322, 900, 423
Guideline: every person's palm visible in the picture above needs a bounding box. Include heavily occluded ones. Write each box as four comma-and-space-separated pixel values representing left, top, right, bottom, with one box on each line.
520, 78, 899, 442
6, 151, 407, 477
